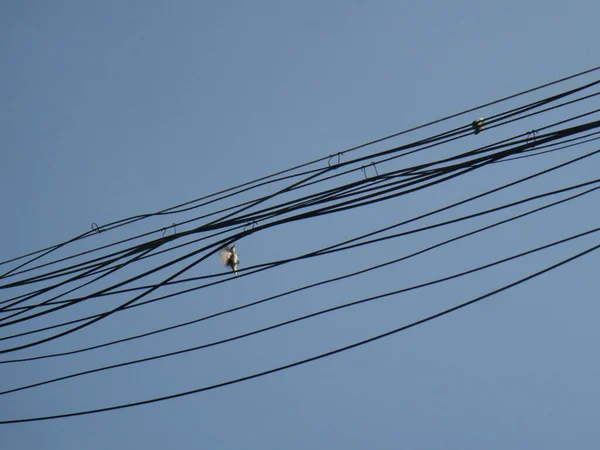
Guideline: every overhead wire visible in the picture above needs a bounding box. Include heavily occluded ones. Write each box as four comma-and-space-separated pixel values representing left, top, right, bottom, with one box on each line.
2, 178, 597, 362
4, 110, 599, 303
2, 65, 600, 423
1, 234, 598, 423
3, 140, 600, 336
3, 66, 599, 281
3, 221, 599, 397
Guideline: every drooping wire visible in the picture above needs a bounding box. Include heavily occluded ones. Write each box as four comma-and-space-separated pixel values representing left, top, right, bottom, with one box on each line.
2, 178, 596, 363
3, 65, 599, 279
1, 236, 597, 423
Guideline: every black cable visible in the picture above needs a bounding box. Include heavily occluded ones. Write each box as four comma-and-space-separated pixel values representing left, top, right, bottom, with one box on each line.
3, 88, 599, 353
496, 132, 600, 163
4, 174, 598, 362
11, 124, 594, 302
4, 85, 598, 290
208, 118, 600, 229
5, 142, 599, 332
1, 66, 599, 424
3, 180, 596, 363
1, 236, 597, 423
3, 66, 598, 280
3, 222, 598, 397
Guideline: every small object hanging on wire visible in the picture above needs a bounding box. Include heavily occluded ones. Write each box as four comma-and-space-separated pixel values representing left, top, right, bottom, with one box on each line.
526, 129, 539, 143
219, 245, 239, 276
472, 117, 485, 134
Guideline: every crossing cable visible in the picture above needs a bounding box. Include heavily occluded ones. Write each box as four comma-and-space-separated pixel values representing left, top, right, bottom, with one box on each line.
2, 179, 596, 362
3, 143, 599, 330
3, 80, 599, 290
196, 117, 600, 229
3, 66, 599, 279
3, 108, 600, 348
495, 130, 600, 163
1, 236, 598, 423
2, 175, 598, 360
2, 222, 598, 397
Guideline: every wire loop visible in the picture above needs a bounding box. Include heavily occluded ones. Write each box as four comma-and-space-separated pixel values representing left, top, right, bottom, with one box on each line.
361, 162, 379, 179
527, 129, 539, 143
244, 221, 258, 232
328, 153, 342, 169
161, 223, 177, 237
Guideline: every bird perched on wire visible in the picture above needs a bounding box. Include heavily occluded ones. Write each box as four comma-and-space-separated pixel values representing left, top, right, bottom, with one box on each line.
472, 117, 485, 134
219, 245, 239, 276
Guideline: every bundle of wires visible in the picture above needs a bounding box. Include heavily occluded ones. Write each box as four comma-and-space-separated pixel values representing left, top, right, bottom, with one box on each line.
1, 65, 600, 423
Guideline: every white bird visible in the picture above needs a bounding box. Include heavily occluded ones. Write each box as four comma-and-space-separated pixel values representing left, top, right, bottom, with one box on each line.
219, 245, 239, 276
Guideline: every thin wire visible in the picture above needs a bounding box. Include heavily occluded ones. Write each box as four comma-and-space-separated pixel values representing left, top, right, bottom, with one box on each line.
3, 223, 598, 397
10, 123, 594, 299
4, 83, 598, 289
3, 65, 599, 275
3, 81, 600, 357
2, 181, 596, 363
1, 238, 597, 423
5, 142, 599, 332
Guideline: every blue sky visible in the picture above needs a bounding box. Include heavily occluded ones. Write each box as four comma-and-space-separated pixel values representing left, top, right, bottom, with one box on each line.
1, 1, 599, 449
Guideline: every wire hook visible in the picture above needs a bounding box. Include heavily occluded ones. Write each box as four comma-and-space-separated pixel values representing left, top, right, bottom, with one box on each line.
370, 161, 379, 177
526, 129, 539, 144
328, 152, 342, 169
362, 162, 379, 179
243, 220, 258, 232
162, 223, 177, 237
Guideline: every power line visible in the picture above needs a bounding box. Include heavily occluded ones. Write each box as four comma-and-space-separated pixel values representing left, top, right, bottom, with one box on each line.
1, 181, 596, 365
1, 236, 597, 423
4, 115, 598, 302
2, 66, 600, 424
3, 65, 599, 277
3, 141, 599, 347
2, 176, 597, 359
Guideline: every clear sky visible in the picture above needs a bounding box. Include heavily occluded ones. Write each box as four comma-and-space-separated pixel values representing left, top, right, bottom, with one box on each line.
1, 1, 599, 449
